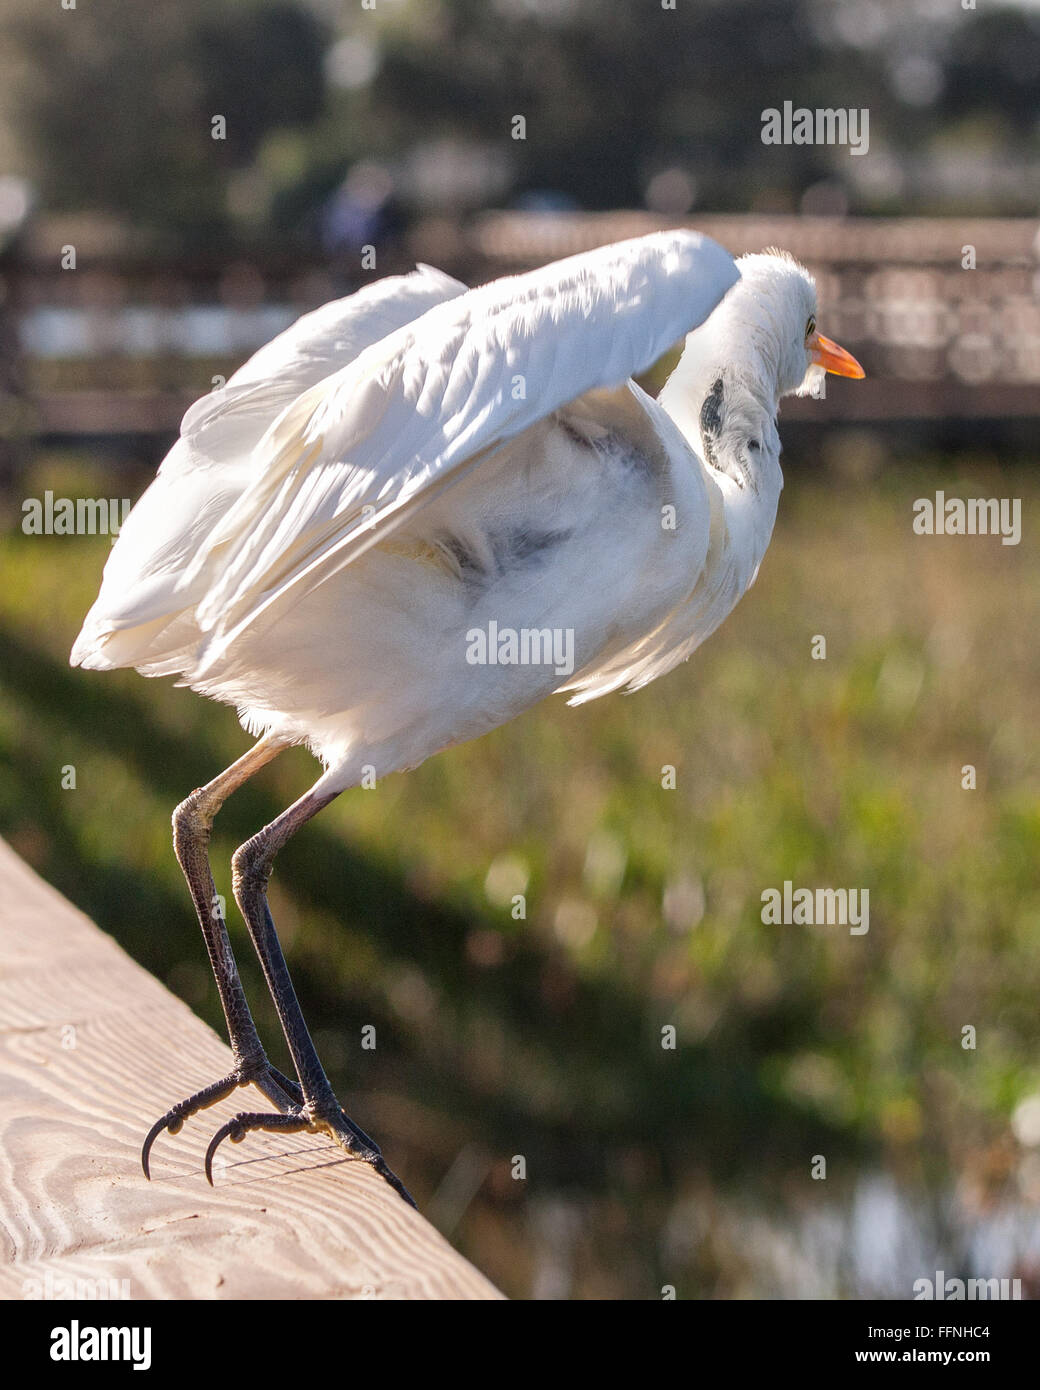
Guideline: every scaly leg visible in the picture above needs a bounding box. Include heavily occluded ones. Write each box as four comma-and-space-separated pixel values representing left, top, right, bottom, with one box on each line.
142, 735, 304, 1177
203, 783, 415, 1207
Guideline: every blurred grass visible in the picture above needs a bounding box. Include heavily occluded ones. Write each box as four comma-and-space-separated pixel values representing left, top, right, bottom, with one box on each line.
1, 450, 1039, 1298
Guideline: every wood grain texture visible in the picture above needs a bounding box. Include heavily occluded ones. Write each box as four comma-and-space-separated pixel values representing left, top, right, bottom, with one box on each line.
0, 837, 502, 1300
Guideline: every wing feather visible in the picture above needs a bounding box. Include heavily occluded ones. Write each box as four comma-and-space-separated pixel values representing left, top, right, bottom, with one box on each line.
70, 265, 467, 668
187, 230, 739, 670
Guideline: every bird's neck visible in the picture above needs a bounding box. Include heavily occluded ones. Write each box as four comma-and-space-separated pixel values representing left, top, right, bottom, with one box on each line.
659, 345, 784, 564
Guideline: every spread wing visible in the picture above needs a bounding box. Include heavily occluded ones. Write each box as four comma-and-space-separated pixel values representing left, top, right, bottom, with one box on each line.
176, 264, 467, 465
70, 265, 467, 668
185, 229, 739, 672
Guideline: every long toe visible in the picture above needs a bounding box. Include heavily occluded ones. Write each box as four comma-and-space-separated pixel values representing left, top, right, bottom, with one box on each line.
312, 1108, 417, 1209
201, 1102, 417, 1208
204, 1110, 311, 1184
142, 1062, 303, 1178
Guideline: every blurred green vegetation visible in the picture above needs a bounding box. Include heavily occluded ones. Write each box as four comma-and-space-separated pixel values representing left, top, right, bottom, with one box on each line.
1, 450, 1038, 1297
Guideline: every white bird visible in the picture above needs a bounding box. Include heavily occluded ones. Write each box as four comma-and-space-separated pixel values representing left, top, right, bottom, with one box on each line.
71, 230, 864, 1204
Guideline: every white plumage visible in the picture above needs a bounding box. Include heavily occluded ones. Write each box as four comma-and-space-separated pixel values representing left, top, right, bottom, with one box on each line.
72, 231, 861, 790
70, 230, 864, 1197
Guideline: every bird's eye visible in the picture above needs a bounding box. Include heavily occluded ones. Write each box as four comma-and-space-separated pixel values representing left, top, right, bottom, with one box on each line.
805, 315, 816, 340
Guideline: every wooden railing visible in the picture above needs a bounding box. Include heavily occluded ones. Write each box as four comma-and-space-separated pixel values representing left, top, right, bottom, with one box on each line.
0, 837, 502, 1301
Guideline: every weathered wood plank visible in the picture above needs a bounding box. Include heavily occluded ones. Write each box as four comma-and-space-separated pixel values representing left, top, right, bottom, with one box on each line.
0, 838, 502, 1300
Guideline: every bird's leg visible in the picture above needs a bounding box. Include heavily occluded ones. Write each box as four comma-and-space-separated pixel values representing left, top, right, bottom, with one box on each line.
205, 785, 415, 1207
142, 734, 303, 1177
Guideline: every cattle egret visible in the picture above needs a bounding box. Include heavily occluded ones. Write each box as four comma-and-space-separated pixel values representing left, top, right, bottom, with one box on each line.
71, 231, 864, 1205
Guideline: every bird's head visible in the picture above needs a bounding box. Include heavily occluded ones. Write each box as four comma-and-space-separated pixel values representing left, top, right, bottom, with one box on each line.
724, 249, 864, 400
659, 248, 864, 492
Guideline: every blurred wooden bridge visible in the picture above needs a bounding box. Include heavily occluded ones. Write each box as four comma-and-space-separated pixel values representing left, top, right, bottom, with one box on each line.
2, 210, 1038, 469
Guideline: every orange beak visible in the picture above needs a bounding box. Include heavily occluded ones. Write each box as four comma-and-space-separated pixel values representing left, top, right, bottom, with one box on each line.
809, 332, 865, 379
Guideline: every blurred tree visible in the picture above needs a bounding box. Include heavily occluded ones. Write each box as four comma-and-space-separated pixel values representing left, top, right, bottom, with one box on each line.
0, 0, 1035, 247
359, 0, 838, 212
332, 0, 1033, 216
3, 0, 328, 249
942, 7, 1040, 132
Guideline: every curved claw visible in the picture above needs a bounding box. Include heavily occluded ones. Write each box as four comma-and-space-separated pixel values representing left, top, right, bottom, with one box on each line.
141, 1116, 171, 1181
205, 1111, 310, 1185
142, 1072, 243, 1179
142, 1065, 304, 1179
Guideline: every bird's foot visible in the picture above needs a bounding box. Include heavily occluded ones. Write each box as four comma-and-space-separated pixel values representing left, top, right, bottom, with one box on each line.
204, 1101, 416, 1208
141, 1058, 303, 1179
